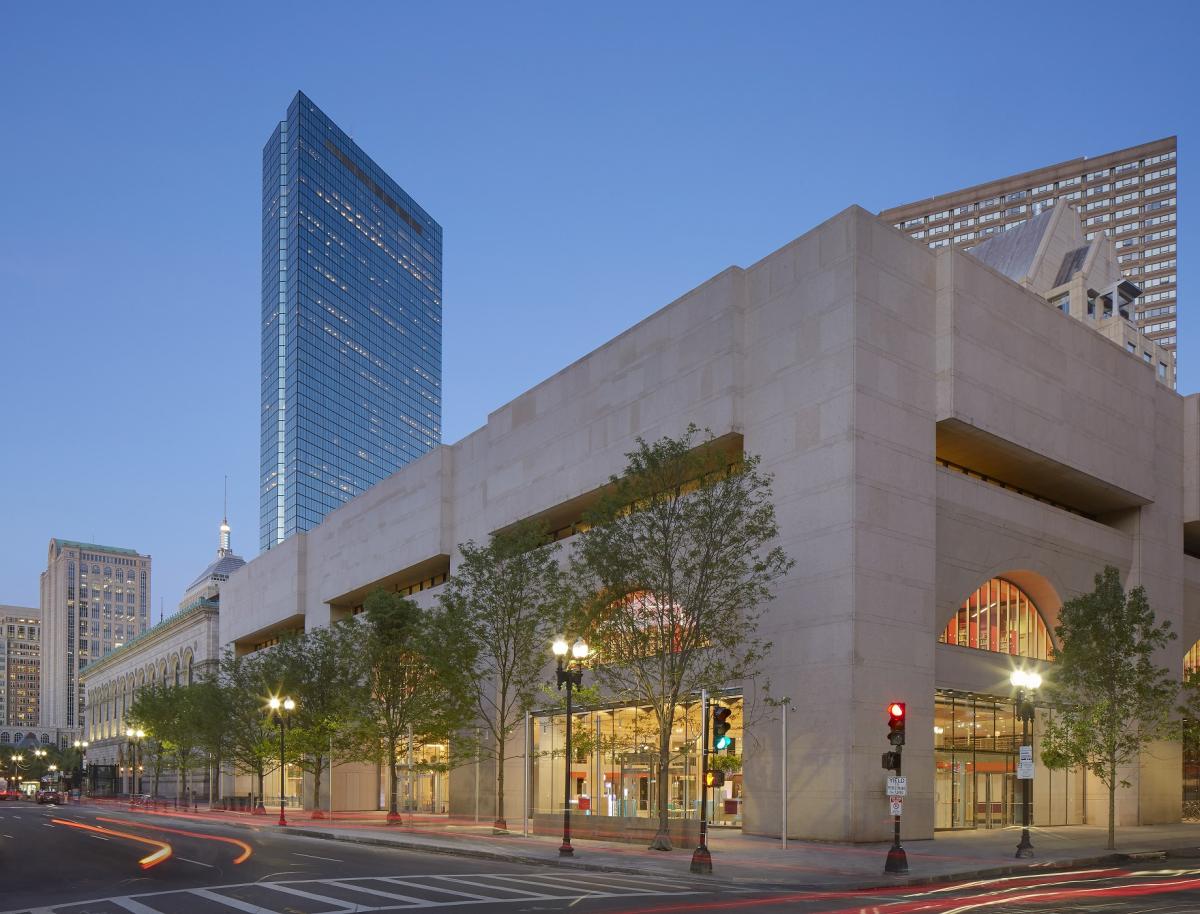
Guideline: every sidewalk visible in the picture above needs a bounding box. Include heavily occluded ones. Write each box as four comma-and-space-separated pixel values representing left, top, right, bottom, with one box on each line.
75, 799, 1200, 889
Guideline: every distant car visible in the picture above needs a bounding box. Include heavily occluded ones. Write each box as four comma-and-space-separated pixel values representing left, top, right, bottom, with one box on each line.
3, 789, 21, 801
35, 789, 62, 804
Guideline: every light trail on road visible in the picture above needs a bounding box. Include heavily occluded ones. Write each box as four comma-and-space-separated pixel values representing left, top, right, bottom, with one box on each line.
96, 815, 254, 864
51, 818, 173, 870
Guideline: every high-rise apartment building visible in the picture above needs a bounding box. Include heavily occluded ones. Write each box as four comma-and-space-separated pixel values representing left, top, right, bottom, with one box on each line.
879, 137, 1178, 359
261, 91, 443, 550
0, 606, 40, 728
39, 540, 151, 729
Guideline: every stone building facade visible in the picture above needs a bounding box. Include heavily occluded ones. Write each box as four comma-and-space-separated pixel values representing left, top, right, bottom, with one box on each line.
221, 204, 1200, 841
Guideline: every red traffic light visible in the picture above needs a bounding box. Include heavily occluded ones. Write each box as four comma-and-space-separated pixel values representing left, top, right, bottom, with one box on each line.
888, 702, 905, 720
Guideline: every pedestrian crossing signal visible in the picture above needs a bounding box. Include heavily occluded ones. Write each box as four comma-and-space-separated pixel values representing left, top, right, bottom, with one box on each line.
705, 770, 725, 788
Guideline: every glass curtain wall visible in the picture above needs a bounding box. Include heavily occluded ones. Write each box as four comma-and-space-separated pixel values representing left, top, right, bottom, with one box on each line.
531, 695, 744, 827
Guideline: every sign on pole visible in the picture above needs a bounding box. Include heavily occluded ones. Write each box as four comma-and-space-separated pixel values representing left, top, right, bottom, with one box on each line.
1017, 745, 1034, 779
886, 776, 907, 797
889, 798, 903, 816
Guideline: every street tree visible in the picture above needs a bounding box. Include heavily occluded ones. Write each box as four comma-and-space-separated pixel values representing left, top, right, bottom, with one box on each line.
216, 648, 283, 808
347, 590, 471, 823
1041, 565, 1178, 850
569, 426, 793, 851
126, 684, 174, 796
275, 623, 368, 815
437, 520, 564, 832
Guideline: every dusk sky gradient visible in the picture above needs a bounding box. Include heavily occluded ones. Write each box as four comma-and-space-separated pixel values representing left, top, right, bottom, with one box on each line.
1, 1, 1196, 612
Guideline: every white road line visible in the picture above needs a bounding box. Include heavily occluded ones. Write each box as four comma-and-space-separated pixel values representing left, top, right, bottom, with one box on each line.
91, 834, 112, 841
111, 896, 167, 914
178, 857, 215, 868
382, 877, 493, 901
191, 887, 271, 914
259, 881, 359, 909
41, 823, 54, 827
330, 880, 432, 905
426, 875, 557, 898
292, 852, 344, 862
522, 871, 693, 892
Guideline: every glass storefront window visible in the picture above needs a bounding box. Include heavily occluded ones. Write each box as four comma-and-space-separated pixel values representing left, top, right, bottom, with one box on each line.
934, 691, 1020, 830
531, 694, 743, 826
938, 578, 1053, 661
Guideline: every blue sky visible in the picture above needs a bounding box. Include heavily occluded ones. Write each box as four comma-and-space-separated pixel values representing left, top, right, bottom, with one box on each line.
1, 1, 1195, 610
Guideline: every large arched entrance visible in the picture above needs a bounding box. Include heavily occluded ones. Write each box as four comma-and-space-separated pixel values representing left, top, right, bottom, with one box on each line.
934, 577, 1055, 830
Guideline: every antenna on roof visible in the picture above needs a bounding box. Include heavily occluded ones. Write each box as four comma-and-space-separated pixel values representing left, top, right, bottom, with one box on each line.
159, 597, 163, 625
219, 475, 232, 557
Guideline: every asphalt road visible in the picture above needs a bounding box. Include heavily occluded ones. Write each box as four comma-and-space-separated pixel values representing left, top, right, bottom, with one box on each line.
5, 800, 1200, 913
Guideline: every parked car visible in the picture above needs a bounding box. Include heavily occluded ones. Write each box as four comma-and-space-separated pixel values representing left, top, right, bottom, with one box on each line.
35, 789, 63, 804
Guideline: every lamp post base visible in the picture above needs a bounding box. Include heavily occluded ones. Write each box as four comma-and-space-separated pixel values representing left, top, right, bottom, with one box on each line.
253, 802, 266, 816
558, 841, 574, 857
689, 844, 713, 874
884, 845, 909, 874
278, 808, 288, 827
1015, 830, 1034, 858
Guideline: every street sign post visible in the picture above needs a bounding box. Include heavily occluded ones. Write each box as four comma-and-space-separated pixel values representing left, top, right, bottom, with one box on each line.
1017, 746, 1034, 780
889, 798, 903, 816
886, 776, 907, 797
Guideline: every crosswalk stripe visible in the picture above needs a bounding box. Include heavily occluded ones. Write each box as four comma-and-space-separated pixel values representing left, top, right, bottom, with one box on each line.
331, 881, 434, 905
111, 897, 167, 914
483, 873, 620, 896
381, 877, 493, 901
191, 887, 274, 913
259, 882, 363, 909
425, 875, 557, 898
520, 871, 693, 893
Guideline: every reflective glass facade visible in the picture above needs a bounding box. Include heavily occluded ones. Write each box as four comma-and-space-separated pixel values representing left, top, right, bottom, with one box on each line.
261, 92, 442, 550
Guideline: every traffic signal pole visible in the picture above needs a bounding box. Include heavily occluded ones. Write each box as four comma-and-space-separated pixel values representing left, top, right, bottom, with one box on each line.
884, 747, 907, 874
690, 689, 712, 874
883, 702, 908, 875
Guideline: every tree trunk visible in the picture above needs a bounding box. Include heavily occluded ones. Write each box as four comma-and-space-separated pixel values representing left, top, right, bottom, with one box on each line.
387, 738, 401, 824
311, 753, 324, 817
649, 728, 673, 851
257, 768, 265, 807
1107, 756, 1117, 850
494, 726, 508, 834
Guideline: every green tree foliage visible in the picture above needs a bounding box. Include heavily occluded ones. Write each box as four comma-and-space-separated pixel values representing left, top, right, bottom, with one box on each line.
437, 520, 563, 832
1041, 565, 1178, 850
273, 623, 368, 814
347, 590, 471, 822
570, 426, 793, 850
127, 684, 208, 801
216, 648, 283, 806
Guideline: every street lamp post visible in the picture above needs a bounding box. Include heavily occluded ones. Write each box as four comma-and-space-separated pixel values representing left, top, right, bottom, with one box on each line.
74, 740, 89, 799
125, 728, 145, 807
552, 636, 588, 858
9, 754, 24, 796
1010, 670, 1042, 858
268, 696, 296, 827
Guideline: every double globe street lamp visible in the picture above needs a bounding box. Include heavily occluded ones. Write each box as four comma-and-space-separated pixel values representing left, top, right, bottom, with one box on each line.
125, 728, 145, 806
267, 696, 296, 826
552, 635, 588, 858
74, 740, 89, 798
1010, 669, 1042, 858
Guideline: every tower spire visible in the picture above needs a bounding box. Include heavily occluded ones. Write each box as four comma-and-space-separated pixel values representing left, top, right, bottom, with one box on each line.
219, 476, 232, 557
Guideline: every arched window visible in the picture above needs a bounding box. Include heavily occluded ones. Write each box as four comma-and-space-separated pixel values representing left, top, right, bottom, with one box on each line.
1183, 641, 1200, 676
938, 577, 1053, 661
0, 732, 9, 744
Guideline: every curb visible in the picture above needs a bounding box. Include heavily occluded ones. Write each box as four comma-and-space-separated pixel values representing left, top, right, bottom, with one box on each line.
72, 803, 1185, 891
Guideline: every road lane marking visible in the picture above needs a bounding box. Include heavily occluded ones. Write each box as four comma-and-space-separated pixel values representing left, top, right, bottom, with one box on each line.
261, 881, 372, 908
329, 880, 431, 905
426, 875, 557, 898
91, 834, 112, 841
178, 857, 215, 868
293, 852, 344, 862
111, 897, 166, 914
382, 877, 493, 901
192, 888, 270, 913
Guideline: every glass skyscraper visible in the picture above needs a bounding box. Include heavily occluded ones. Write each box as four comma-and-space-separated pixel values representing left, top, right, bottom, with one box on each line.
261, 92, 442, 550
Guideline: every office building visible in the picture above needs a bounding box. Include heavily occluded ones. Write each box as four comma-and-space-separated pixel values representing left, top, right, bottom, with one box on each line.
261, 91, 443, 551
40, 540, 151, 730
81, 515, 243, 798
879, 137, 1178, 371
223, 202, 1198, 841
0, 605, 40, 729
